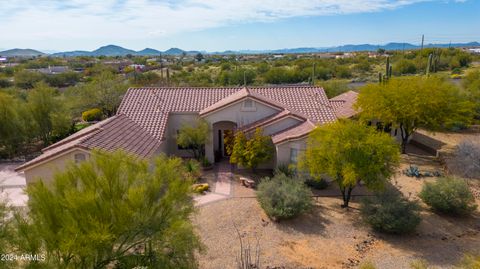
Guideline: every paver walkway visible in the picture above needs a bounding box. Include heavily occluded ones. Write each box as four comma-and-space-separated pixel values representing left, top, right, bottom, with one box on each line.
194, 161, 233, 206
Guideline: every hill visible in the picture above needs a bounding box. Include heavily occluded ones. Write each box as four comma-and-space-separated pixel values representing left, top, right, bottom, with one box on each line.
0, 48, 46, 57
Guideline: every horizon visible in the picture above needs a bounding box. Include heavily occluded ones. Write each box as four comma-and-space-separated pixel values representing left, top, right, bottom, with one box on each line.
1, 0, 479, 52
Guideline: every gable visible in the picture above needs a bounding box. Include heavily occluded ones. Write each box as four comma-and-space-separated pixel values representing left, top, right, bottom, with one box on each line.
201, 97, 281, 127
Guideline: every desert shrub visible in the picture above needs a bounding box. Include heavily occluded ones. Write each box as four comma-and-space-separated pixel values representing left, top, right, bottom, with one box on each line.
256, 173, 313, 221
274, 163, 296, 177
359, 261, 377, 269
419, 177, 477, 215
305, 178, 328, 190
82, 108, 103, 122
460, 255, 480, 269
448, 139, 480, 179
192, 183, 209, 193
360, 189, 421, 234
184, 159, 201, 180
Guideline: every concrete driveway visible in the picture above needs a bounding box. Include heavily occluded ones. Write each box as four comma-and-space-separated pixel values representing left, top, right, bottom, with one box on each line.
0, 162, 28, 207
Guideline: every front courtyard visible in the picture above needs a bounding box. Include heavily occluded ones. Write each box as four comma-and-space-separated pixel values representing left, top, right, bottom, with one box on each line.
193, 147, 480, 269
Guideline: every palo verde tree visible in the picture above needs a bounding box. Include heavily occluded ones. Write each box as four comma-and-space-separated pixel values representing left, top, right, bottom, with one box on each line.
356, 76, 474, 153
28, 82, 72, 146
177, 118, 210, 160
230, 128, 274, 171
301, 120, 400, 208
14, 150, 202, 269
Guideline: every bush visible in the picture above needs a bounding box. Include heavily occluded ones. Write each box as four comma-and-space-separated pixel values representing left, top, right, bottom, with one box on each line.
184, 159, 201, 180
256, 173, 313, 221
419, 177, 477, 216
274, 163, 296, 177
360, 189, 421, 234
82, 108, 103, 122
305, 178, 328, 190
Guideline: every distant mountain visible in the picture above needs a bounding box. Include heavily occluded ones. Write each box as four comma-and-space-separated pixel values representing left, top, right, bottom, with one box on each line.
8, 41, 480, 58
137, 48, 162, 55
0, 48, 46, 57
163, 48, 185, 55
90, 45, 136, 56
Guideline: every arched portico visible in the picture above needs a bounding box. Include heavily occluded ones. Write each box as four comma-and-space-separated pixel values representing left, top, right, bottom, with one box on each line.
211, 121, 237, 162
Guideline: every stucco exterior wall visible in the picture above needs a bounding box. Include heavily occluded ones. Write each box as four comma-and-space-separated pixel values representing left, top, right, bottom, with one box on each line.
165, 113, 199, 158
24, 149, 90, 185
275, 138, 307, 167
203, 99, 279, 128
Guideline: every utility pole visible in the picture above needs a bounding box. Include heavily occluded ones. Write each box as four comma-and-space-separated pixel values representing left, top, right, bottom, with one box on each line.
421, 34, 424, 50
311, 63, 316, 86
243, 70, 246, 86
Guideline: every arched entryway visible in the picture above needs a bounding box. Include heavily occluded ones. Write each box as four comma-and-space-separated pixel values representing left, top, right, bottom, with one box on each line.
212, 121, 237, 162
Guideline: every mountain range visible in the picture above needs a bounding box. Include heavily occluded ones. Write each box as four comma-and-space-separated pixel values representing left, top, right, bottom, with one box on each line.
1, 42, 479, 57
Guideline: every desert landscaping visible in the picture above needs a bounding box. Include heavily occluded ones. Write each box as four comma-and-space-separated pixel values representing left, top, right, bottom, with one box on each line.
193, 144, 480, 269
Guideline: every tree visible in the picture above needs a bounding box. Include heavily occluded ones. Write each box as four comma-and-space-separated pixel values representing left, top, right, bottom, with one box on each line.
356, 77, 474, 153
195, 53, 204, 62
0, 92, 29, 158
14, 150, 202, 268
14, 70, 44, 89
301, 120, 400, 207
229, 129, 274, 171
27, 82, 72, 146
0, 202, 14, 268
462, 70, 480, 119
65, 71, 128, 117
177, 119, 210, 160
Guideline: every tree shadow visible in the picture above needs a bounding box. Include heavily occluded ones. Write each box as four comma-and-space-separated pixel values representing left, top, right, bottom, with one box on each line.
271, 203, 332, 236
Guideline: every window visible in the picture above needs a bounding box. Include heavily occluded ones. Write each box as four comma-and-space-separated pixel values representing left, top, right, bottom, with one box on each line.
74, 153, 86, 163
241, 99, 256, 111
290, 148, 299, 164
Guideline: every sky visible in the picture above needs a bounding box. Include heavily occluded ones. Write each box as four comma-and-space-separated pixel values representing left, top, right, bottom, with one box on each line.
0, 0, 479, 52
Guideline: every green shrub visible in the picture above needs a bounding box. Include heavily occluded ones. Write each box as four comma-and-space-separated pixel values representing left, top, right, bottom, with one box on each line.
256, 173, 313, 221
305, 178, 328, 190
360, 189, 421, 234
82, 108, 103, 122
184, 159, 201, 180
274, 163, 296, 177
419, 177, 477, 216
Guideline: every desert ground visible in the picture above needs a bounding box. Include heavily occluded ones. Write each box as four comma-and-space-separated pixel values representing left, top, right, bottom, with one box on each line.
193, 146, 480, 269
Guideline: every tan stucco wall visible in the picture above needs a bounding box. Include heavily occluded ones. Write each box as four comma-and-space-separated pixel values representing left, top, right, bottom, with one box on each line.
275, 138, 307, 167
165, 113, 199, 158
24, 149, 90, 185
203, 99, 279, 128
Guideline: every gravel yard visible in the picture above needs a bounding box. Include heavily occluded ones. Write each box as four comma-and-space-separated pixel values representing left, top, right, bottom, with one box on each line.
193, 153, 480, 269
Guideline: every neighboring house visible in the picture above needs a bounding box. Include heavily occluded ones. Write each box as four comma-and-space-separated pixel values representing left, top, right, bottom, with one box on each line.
31, 66, 70, 75
16, 86, 359, 184
329, 90, 359, 119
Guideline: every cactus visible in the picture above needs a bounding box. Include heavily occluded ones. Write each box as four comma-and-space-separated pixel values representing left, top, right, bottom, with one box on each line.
389, 65, 393, 79
426, 53, 433, 76
386, 56, 390, 79
379, 72, 383, 83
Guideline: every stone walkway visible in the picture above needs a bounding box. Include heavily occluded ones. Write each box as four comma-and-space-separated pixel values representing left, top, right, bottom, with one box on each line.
0, 162, 28, 207
194, 161, 233, 206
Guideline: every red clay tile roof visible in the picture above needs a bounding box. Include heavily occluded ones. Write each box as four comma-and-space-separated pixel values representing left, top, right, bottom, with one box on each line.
239, 109, 306, 133
329, 90, 359, 118
271, 120, 316, 144
17, 86, 337, 171
16, 115, 162, 171
118, 86, 336, 140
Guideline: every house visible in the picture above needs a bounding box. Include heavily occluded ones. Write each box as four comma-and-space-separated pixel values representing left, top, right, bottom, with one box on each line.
16, 86, 359, 184
32, 66, 70, 75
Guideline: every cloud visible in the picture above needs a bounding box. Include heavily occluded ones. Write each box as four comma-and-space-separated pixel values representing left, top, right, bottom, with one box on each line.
0, 0, 449, 48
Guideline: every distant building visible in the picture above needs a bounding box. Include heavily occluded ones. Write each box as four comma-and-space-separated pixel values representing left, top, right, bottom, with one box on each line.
468, 48, 480, 54
33, 66, 70, 75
